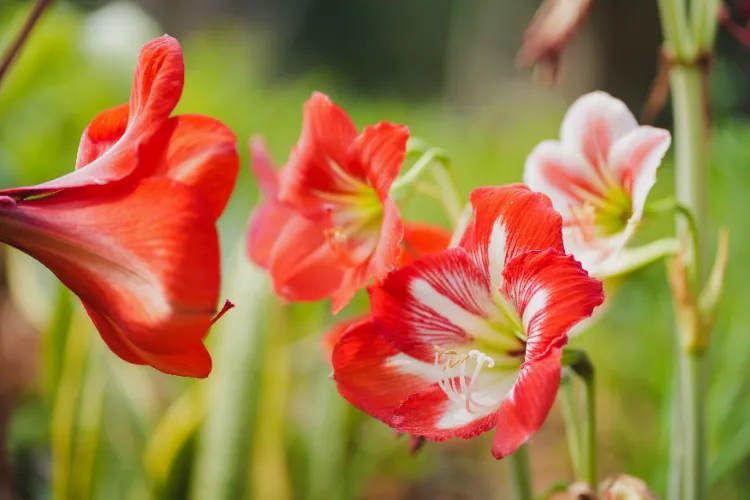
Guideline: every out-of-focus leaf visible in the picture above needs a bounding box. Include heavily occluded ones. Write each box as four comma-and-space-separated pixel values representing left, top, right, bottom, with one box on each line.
189, 243, 272, 500
5, 248, 56, 331
144, 383, 205, 489
248, 304, 292, 500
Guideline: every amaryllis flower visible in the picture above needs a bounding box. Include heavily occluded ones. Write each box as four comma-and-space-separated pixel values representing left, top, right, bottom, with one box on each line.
524, 91, 671, 274
247, 136, 347, 302
332, 185, 603, 458
321, 223, 452, 360
278, 92, 409, 312
0, 36, 239, 378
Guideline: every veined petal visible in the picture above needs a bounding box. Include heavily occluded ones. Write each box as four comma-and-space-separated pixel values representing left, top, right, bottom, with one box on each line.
399, 222, 453, 267
369, 196, 404, 279
322, 313, 370, 362
150, 114, 239, 220
369, 247, 497, 362
279, 92, 360, 209
267, 211, 346, 302
501, 249, 603, 360
523, 140, 609, 217
609, 126, 671, 220
332, 318, 438, 422
560, 91, 638, 174
0, 177, 221, 377
250, 135, 280, 197
460, 185, 564, 292
349, 121, 409, 197
492, 346, 562, 459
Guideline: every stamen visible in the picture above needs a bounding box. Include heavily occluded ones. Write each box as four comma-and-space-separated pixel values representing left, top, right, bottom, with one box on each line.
432, 346, 496, 414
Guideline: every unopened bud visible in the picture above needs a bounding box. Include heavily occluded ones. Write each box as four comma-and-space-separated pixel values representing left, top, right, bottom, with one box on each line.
517, 0, 594, 84
599, 474, 658, 500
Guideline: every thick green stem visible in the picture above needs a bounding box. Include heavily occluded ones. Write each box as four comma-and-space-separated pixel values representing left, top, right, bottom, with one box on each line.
559, 373, 583, 479
680, 351, 707, 500
508, 445, 533, 500
566, 350, 597, 487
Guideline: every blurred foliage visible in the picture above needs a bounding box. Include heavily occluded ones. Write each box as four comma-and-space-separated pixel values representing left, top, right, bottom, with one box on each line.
3, 1, 750, 499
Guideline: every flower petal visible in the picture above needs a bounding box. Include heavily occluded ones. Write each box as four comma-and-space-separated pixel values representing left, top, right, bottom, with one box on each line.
369, 247, 497, 362
491, 346, 562, 459
560, 91, 638, 173
249, 135, 280, 197
149, 114, 239, 220
523, 140, 609, 218
75, 104, 130, 170
279, 92, 360, 210
0, 177, 221, 376
349, 121, 409, 196
369, 196, 404, 279
399, 223, 453, 266
608, 126, 671, 220
501, 249, 603, 360
267, 211, 346, 302
322, 313, 370, 363
332, 318, 438, 422
246, 201, 295, 270
460, 184, 564, 292
1, 36, 184, 198
391, 371, 515, 440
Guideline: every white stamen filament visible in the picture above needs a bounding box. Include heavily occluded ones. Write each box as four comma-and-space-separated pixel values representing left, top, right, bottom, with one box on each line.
434, 347, 495, 414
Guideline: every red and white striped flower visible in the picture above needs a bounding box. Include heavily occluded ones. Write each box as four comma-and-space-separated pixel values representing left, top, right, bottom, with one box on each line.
524, 91, 671, 274
332, 185, 603, 458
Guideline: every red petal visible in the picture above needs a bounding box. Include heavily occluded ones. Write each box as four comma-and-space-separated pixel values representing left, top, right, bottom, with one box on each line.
330, 266, 368, 314
246, 200, 295, 269
0, 36, 185, 198
369, 247, 495, 362
349, 121, 409, 197
391, 382, 502, 441
369, 196, 404, 280
492, 347, 563, 459
75, 104, 130, 169
149, 114, 239, 220
128, 35, 183, 133
279, 92, 360, 210
399, 223, 452, 266
322, 313, 370, 362
332, 318, 436, 422
501, 249, 603, 361
0, 177, 221, 376
460, 184, 564, 292
267, 211, 346, 302
249, 135, 280, 197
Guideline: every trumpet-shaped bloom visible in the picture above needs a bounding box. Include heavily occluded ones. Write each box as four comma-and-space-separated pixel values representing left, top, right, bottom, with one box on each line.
0, 36, 239, 378
277, 93, 409, 312
524, 91, 671, 274
332, 185, 603, 458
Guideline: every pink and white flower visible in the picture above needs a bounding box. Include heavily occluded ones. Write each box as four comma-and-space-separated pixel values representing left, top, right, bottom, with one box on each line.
524, 91, 671, 274
332, 185, 603, 458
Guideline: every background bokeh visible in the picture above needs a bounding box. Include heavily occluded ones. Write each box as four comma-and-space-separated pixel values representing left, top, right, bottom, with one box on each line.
1, 0, 750, 498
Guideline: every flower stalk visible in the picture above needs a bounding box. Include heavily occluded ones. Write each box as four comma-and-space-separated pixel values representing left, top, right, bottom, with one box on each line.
0, 0, 54, 88
563, 348, 597, 487
509, 445, 533, 500
657, 0, 718, 499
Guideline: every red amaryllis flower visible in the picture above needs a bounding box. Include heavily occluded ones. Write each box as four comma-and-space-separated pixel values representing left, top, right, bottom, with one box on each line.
332, 185, 603, 458
321, 223, 452, 360
524, 91, 671, 274
0, 36, 239, 378
278, 93, 409, 312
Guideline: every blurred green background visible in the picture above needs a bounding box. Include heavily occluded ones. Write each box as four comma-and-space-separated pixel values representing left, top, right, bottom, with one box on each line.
1, 0, 750, 498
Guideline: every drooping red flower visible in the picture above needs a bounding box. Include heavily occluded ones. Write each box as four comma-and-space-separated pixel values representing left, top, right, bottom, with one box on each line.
0, 36, 239, 378
524, 91, 671, 274
332, 185, 603, 458
277, 93, 409, 312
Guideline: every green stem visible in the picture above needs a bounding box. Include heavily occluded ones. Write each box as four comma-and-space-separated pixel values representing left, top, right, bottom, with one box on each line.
656, 0, 695, 59
508, 445, 533, 500
566, 350, 597, 487
666, 344, 683, 500
559, 373, 583, 480
430, 161, 463, 225
680, 351, 707, 500
392, 148, 448, 191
